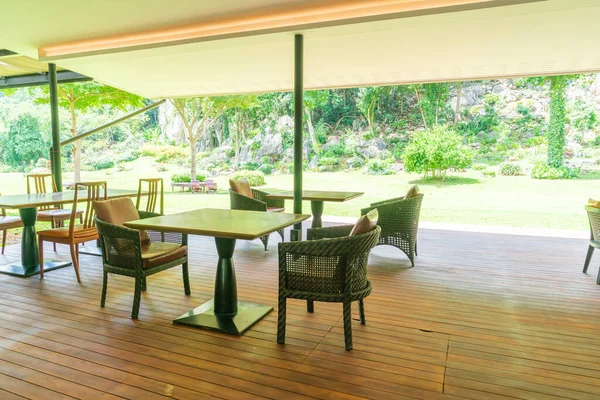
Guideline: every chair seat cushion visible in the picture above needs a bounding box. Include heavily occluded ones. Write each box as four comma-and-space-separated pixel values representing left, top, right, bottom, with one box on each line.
0, 216, 22, 228
142, 242, 187, 269
267, 207, 285, 213
93, 198, 151, 243
38, 225, 98, 240
38, 209, 82, 219
588, 198, 600, 208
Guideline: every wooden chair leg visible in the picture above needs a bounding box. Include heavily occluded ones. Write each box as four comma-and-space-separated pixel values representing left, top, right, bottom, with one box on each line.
38, 236, 45, 279
583, 245, 594, 273
100, 270, 108, 307
277, 297, 287, 344
182, 262, 191, 295
1, 229, 6, 255
358, 299, 366, 325
307, 300, 314, 313
343, 301, 353, 350
69, 243, 81, 283
132, 277, 143, 319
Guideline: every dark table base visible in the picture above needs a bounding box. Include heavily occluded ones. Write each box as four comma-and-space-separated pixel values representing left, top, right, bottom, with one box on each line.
78, 245, 102, 256
173, 299, 273, 335
0, 260, 72, 277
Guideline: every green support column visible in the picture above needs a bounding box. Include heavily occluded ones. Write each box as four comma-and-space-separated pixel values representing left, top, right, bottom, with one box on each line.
291, 34, 304, 242
48, 63, 62, 191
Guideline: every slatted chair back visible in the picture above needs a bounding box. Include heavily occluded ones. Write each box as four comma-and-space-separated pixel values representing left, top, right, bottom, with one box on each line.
586, 206, 600, 242
71, 182, 108, 234
136, 178, 164, 214
26, 173, 59, 211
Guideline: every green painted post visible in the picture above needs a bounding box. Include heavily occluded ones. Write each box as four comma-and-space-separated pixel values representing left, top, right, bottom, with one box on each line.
48, 63, 62, 191
292, 34, 304, 242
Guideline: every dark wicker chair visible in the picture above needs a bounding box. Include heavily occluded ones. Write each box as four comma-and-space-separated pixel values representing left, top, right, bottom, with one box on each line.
95, 212, 189, 319
229, 188, 285, 250
361, 194, 423, 267
583, 206, 600, 284
277, 225, 381, 350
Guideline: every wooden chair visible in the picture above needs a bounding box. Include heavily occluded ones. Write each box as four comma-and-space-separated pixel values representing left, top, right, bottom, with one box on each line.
229, 180, 285, 250
583, 206, 600, 284
277, 225, 381, 350
27, 173, 83, 251
360, 194, 424, 267
38, 182, 107, 282
0, 193, 22, 254
94, 198, 189, 319
136, 178, 164, 214
205, 179, 217, 193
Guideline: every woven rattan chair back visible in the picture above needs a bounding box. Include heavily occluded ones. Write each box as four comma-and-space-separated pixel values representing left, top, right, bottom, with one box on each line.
72, 182, 108, 235
27, 173, 59, 211
586, 206, 600, 242
136, 178, 164, 214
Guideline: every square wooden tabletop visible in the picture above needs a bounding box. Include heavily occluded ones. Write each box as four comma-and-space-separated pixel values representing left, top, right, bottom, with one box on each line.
124, 208, 310, 240
0, 189, 138, 209
265, 190, 364, 202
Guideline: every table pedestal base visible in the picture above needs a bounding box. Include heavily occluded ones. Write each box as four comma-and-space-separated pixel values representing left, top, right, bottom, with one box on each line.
0, 260, 72, 277
173, 300, 273, 335
79, 245, 102, 256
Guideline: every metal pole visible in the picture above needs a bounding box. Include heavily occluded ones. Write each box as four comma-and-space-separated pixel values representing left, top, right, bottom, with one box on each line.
48, 63, 62, 191
291, 34, 303, 241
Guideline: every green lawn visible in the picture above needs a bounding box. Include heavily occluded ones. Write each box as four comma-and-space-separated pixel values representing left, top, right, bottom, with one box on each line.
1, 157, 594, 231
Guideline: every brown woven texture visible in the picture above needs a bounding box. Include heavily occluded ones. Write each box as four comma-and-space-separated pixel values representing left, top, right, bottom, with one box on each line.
229, 188, 284, 249
361, 193, 423, 267
583, 206, 600, 284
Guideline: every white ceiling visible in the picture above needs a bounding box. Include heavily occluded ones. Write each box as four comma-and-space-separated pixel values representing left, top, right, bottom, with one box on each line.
2, 0, 599, 98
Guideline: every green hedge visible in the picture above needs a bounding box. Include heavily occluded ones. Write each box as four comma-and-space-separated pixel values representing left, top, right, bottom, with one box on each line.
499, 162, 522, 176
170, 173, 206, 183
230, 170, 266, 186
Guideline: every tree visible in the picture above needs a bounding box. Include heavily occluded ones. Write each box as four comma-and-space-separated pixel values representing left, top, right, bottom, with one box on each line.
0, 113, 50, 169
357, 87, 385, 137
32, 82, 145, 182
304, 90, 328, 153
230, 95, 261, 169
169, 96, 241, 179
402, 125, 473, 179
412, 83, 451, 128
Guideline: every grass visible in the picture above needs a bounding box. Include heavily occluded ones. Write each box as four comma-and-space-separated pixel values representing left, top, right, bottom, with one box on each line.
1, 157, 594, 232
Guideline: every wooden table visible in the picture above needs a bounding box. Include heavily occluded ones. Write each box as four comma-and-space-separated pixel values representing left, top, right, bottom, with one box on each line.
0, 189, 138, 277
266, 190, 363, 228
124, 208, 309, 335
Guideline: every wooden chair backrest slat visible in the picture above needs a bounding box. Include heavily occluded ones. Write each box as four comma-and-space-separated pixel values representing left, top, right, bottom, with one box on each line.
136, 178, 164, 214
27, 173, 59, 210
71, 182, 107, 234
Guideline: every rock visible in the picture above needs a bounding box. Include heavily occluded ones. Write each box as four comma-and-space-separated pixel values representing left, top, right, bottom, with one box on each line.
238, 145, 252, 164
309, 156, 318, 169
369, 137, 387, 150
257, 133, 283, 158
361, 145, 381, 158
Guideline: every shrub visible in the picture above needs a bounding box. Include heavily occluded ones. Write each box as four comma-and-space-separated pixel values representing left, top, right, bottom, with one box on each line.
170, 173, 206, 182
402, 125, 473, 179
482, 169, 496, 177
530, 161, 579, 180
346, 157, 366, 169
115, 151, 139, 163
86, 156, 115, 171
141, 145, 186, 163
317, 157, 341, 171
231, 170, 266, 186
259, 164, 274, 175
240, 162, 259, 171
35, 158, 49, 168
592, 136, 600, 147
499, 162, 522, 176
365, 159, 395, 175
472, 163, 488, 171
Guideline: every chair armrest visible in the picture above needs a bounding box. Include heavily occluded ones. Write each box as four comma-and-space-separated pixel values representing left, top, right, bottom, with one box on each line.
307, 225, 354, 240
371, 196, 405, 207
229, 189, 267, 211
138, 210, 162, 219
95, 217, 144, 272
252, 189, 285, 209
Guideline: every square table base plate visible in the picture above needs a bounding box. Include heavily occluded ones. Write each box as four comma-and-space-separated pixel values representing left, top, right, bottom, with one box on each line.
173, 300, 273, 335
78, 245, 103, 257
0, 260, 72, 277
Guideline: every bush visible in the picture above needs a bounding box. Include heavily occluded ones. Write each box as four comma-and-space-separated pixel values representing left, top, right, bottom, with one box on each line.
530, 161, 579, 180
86, 156, 115, 171
240, 162, 259, 171
402, 125, 473, 179
259, 164, 274, 175
35, 158, 49, 168
317, 156, 341, 171
141, 145, 186, 163
231, 170, 266, 186
365, 159, 395, 175
346, 157, 365, 169
472, 163, 488, 171
115, 151, 139, 163
500, 162, 522, 176
170, 173, 206, 183
482, 169, 496, 177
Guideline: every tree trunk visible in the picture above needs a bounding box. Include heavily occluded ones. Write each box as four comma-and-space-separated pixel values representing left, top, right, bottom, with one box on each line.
305, 107, 319, 154
414, 87, 428, 129
189, 137, 198, 180
455, 82, 463, 123
548, 76, 567, 168
70, 100, 81, 183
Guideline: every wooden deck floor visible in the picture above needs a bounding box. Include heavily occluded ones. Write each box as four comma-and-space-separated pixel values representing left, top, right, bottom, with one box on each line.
0, 223, 599, 399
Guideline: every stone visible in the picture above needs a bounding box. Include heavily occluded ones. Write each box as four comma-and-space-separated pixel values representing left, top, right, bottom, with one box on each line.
309, 156, 318, 169
257, 133, 283, 158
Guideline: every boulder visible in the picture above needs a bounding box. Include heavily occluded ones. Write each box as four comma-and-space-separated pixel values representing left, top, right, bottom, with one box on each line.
257, 133, 283, 158
308, 156, 318, 170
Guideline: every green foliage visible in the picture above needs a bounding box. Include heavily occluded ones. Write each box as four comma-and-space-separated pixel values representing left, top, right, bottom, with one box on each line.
86, 156, 115, 171
365, 159, 395, 175
170, 173, 206, 182
0, 114, 50, 169
458, 94, 501, 145
357, 87, 386, 135
259, 164, 274, 175
592, 136, 600, 147
140, 145, 186, 163
499, 162, 522, 176
482, 169, 496, 177
569, 99, 599, 132
530, 161, 579, 180
413, 83, 451, 127
547, 76, 568, 168
402, 125, 473, 179
346, 157, 366, 169
317, 157, 341, 171
231, 170, 266, 186
472, 163, 488, 171
240, 162, 259, 171
115, 151, 139, 163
